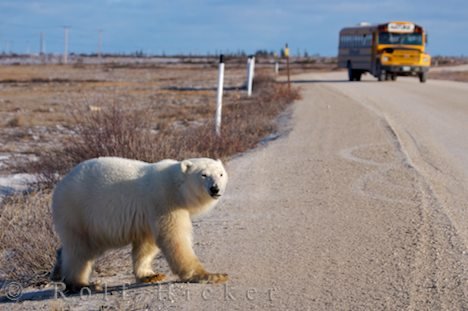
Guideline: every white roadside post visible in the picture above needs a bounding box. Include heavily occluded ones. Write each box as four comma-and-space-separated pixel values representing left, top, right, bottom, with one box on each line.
215, 54, 224, 137
247, 55, 255, 96
284, 43, 291, 91
245, 56, 251, 91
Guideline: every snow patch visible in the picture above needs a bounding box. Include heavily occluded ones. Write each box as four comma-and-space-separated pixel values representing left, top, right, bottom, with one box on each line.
0, 173, 37, 201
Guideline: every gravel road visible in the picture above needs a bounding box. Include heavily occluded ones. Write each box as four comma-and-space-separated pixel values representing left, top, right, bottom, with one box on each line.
7, 71, 467, 310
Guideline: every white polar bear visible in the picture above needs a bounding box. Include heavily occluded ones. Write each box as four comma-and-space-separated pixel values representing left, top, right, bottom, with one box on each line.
50, 157, 228, 291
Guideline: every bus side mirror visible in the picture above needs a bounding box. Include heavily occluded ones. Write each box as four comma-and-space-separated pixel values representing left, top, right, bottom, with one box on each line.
425, 34, 428, 44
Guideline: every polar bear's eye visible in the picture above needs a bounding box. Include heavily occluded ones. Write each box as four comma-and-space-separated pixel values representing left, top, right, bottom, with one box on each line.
201, 173, 207, 178
220, 173, 223, 177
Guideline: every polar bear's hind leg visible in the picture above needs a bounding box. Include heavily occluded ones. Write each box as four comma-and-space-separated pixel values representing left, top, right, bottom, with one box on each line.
60, 244, 96, 292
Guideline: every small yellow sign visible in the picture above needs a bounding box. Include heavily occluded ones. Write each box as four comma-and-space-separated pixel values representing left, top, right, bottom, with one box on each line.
284, 48, 289, 57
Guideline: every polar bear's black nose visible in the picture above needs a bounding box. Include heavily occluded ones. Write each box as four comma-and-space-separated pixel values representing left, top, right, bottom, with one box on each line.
210, 185, 220, 196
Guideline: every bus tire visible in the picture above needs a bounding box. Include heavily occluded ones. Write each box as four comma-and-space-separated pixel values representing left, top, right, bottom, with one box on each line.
376, 62, 385, 81
347, 62, 354, 81
391, 73, 397, 81
378, 71, 385, 81
355, 71, 362, 81
419, 72, 427, 83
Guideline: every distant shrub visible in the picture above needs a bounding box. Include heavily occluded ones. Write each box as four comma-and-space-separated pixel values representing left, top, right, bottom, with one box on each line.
27, 106, 161, 186
28, 73, 300, 187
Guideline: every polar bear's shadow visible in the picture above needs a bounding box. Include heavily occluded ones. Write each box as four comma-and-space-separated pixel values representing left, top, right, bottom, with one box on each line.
0, 280, 179, 303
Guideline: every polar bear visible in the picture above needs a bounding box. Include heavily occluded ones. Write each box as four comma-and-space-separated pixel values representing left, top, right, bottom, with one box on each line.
50, 157, 228, 291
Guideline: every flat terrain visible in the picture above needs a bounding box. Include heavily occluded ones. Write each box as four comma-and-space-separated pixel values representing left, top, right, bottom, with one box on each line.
0, 62, 246, 174
3, 70, 468, 310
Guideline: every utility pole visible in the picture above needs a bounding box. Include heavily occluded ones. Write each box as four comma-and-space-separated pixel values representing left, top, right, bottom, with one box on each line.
285, 43, 291, 91
63, 26, 69, 64
39, 32, 46, 64
39, 32, 44, 55
98, 29, 103, 58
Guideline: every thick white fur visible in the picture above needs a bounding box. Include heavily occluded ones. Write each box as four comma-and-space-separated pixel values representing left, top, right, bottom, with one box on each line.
51, 157, 228, 289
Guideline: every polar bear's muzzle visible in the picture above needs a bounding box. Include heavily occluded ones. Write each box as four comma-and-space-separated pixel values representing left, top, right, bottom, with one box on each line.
209, 185, 221, 199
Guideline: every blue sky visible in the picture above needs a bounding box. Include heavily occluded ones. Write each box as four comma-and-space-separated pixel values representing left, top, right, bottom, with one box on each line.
0, 0, 466, 56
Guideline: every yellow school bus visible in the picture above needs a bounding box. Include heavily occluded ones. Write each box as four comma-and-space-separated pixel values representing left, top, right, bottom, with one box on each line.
338, 21, 431, 82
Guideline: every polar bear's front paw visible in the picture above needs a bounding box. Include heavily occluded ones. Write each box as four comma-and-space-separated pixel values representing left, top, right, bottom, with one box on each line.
184, 273, 228, 284
138, 273, 167, 283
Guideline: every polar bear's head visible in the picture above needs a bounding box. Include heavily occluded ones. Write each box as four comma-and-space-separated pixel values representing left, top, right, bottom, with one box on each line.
180, 158, 228, 201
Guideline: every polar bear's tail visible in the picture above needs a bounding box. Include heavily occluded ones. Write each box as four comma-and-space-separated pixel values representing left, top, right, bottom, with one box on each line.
50, 247, 63, 282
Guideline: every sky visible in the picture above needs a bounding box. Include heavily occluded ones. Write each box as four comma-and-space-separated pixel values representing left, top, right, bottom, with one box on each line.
0, 0, 466, 56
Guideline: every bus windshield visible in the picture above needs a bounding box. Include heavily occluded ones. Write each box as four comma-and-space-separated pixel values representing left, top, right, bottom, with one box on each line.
378, 32, 422, 45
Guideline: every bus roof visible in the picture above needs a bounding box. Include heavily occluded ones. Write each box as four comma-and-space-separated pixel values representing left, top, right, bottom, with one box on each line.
340, 21, 423, 34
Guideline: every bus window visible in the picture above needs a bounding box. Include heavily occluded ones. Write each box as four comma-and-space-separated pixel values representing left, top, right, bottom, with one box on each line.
379, 32, 422, 45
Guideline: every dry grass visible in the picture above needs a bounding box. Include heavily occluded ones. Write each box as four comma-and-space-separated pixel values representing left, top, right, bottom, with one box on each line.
0, 190, 59, 287
0, 66, 300, 288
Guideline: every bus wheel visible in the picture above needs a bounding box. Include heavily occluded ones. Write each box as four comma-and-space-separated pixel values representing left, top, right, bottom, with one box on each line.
348, 69, 355, 81
419, 72, 427, 83
391, 73, 397, 81
377, 70, 385, 81
355, 71, 362, 81
376, 62, 385, 81
347, 63, 354, 81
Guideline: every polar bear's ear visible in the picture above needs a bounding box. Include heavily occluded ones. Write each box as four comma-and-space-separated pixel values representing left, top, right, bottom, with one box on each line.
181, 160, 194, 173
